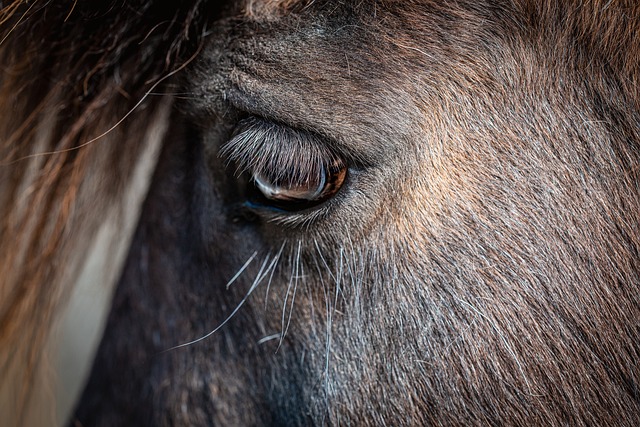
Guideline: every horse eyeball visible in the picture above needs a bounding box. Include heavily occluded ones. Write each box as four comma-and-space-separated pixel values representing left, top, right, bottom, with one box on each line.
252, 159, 347, 207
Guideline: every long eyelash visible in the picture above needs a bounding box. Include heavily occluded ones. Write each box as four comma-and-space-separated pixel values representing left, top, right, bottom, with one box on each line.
219, 116, 339, 183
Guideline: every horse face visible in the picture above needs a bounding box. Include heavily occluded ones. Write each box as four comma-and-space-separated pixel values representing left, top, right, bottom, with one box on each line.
74, 2, 640, 425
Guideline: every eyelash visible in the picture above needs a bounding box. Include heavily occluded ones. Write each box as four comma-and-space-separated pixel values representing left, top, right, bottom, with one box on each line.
219, 116, 349, 218
220, 116, 334, 184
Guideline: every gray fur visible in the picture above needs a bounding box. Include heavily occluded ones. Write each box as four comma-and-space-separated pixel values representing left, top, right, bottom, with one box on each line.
74, 1, 640, 426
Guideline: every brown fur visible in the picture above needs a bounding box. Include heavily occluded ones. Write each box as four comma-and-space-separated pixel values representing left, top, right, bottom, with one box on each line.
0, 1, 215, 424
2, 1, 640, 426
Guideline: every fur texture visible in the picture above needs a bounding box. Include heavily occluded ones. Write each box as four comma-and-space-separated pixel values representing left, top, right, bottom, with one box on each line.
2, 1, 640, 426
0, 1, 217, 424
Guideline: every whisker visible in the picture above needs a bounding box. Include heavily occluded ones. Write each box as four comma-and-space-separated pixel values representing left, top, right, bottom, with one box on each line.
258, 333, 281, 345
279, 243, 297, 343
147, 92, 196, 96
226, 251, 258, 289
278, 240, 301, 349
162, 252, 268, 353
264, 241, 287, 310
309, 239, 328, 340
252, 253, 273, 287
323, 246, 341, 403
314, 239, 338, 285
282, 240, 303, 343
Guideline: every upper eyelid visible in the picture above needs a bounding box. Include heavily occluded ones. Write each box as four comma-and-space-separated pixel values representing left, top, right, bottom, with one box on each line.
221, 89, 381, 168
219, 116, 343, 180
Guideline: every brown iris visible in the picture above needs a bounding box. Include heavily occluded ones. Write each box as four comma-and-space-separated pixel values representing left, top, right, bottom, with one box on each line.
252, 158, 347, 208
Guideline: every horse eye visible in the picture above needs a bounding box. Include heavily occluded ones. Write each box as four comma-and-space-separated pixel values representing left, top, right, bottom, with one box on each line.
221, 116, 349, 213
251, 159, 347, 210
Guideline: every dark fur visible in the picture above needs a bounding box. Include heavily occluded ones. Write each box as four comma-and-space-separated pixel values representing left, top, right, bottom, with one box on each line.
2, 0, 639, 426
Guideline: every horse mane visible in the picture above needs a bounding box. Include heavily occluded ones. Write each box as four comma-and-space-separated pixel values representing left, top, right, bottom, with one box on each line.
0, 1, 210, 424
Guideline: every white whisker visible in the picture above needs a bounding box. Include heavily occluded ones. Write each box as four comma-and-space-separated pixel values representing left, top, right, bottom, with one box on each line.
258, 333, 281, 345
264, 241, 287, 310
162, 252, 268, 352
147, 92, 196, 96
226, 251, 258, 289
278, 240, 302, 349
252, 253, 273, 288
322, 247, 339, 403
314, 238, 338, 285
309, 239, 329, 340
282, 240, 303, 342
